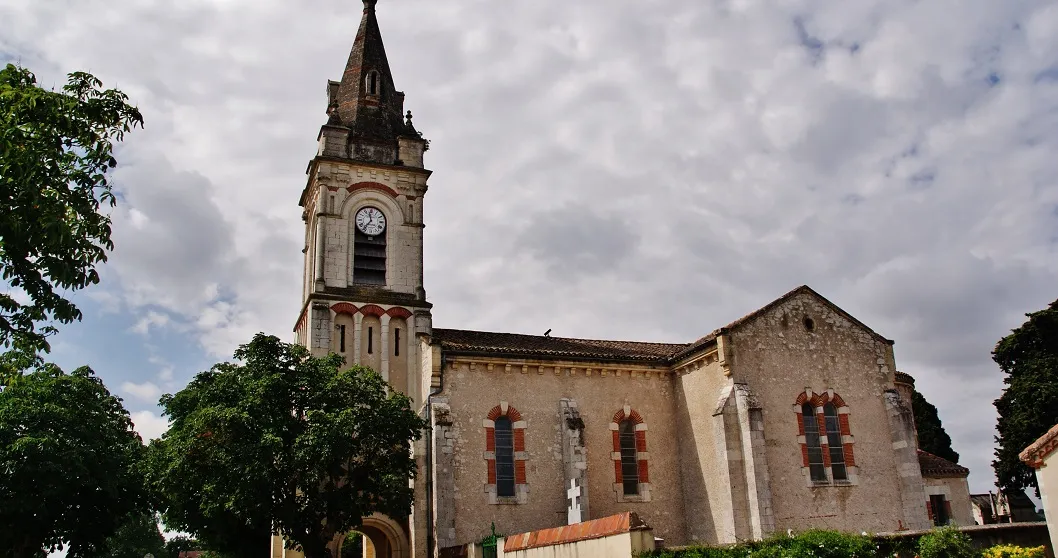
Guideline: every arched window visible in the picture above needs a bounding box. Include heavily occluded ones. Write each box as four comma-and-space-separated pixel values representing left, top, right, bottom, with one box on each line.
619, 420, 639, 495
494, 416, 515, 497
824, 403, 847, 481
610, 407, 650, 502
802, 403, 826, 482
484, 403, 527, 504
795, 390, 857, 486
366, 70, 380, 96
352, 206, 386, 286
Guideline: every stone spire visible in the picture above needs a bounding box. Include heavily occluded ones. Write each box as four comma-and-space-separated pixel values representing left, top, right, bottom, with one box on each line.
332, 0, 409, 144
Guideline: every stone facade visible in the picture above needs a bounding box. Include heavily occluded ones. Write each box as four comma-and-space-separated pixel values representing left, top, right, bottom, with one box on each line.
286, 3, 971, 557
1021, 423, 1058, 549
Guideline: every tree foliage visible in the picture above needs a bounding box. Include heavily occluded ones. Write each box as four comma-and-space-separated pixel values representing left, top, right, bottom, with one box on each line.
912, 389, 960, 463
993, 298, 1058, 497
97, 513, 166, 558
164, 536, 201, 558
0, 63, 142, 353
0, 363, 149, 558
146, 334, 427, 558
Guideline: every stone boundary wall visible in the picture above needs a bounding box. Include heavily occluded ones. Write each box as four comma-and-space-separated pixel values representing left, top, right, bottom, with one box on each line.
875, 522, 1054, 558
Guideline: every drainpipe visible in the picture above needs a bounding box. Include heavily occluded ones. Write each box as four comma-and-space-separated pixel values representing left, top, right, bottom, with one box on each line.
424, 350, 445, 557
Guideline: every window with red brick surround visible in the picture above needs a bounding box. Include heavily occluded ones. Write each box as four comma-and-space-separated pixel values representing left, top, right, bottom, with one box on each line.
484, 402, 528, 503
794, 390, 857, 485
611, 407, 651, 501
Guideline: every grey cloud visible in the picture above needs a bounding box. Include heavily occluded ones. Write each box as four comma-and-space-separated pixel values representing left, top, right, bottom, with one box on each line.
517, 205, 640, 277
6, 0, 1058, 495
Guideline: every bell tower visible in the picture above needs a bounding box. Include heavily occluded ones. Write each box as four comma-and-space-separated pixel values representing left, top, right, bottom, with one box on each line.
294, 0, 431, 402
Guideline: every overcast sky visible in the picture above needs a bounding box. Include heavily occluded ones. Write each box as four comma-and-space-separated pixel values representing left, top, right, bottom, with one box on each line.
2, 0, 1057, 499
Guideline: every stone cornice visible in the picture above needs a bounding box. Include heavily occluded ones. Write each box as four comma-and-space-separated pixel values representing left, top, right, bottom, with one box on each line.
444, 355, 671, 380
300, 155, 432, 207
292, 291, 432, 332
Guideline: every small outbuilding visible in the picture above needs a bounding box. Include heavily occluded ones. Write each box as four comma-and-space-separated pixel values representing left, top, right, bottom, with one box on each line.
1020, 422, 1058, 550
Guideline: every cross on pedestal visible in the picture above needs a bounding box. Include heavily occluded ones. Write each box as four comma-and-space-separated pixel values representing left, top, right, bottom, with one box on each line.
566, 479, 582, 525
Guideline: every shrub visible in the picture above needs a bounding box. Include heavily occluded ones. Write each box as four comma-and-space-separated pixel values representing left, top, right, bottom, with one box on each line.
917, 527, 979, 558
982, 545, 1046, 558
644, 530, 874, 558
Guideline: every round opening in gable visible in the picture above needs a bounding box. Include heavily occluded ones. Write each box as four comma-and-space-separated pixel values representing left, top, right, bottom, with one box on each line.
803, 316, 816, 332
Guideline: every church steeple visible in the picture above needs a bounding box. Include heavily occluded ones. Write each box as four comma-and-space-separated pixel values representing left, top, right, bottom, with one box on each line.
322, 0, 420, 160
296, 0, 432, 389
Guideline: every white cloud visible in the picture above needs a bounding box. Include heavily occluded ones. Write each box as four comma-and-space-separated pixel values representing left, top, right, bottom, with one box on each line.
130, 310, 171, 336
3, 0, 1056, 496
121, 381, 162, 403
130, 410, 170, 442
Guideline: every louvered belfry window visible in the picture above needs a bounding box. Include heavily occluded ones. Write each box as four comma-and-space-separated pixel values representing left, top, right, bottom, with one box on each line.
353, 228, 386, 285
802, 403, 827, 482
494, 416, 516, 497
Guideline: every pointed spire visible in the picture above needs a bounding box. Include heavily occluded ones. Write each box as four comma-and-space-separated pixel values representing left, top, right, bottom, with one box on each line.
332, 0, 405, 142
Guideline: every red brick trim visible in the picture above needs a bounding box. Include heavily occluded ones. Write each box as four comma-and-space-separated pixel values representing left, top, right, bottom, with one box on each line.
795, 391, 856, 480
359, 304, 385, 317
386, 307, 412, 319
611, 408, 649, 489
348, 181, 399, 198
612, 409, 644, 424
293, 306, 308, 333
331, 302, 359, 316
485, 403, 528, 501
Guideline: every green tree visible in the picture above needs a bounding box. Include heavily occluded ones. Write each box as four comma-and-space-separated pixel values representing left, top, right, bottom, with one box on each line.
912, 389, 960, 463
0, 363, 149, 558
147, 334, 426, 558
97, 513, 166, 558
164, 536, 201, 558
994, 299, 1058, 497
0, 64, 143, 353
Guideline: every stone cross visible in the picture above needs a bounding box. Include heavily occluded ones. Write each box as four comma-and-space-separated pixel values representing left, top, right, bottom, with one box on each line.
566, 479, 582, 525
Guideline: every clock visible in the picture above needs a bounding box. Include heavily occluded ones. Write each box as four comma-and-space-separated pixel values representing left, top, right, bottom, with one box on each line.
355, 206, 386, 236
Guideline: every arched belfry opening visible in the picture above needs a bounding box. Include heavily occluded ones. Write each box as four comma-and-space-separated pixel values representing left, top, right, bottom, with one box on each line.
332, 514, 409, 558
365, 70, 381, 97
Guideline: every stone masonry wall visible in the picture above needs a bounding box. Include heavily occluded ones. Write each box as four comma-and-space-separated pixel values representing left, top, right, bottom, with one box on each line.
923, 476, 975, 527
436, 358, 689, 547
308, 160, 427, 295
727, 291, 929, 533
674, 357, 733, 544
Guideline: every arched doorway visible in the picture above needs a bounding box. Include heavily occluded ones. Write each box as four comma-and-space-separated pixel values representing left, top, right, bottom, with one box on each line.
333, 514, 409, 558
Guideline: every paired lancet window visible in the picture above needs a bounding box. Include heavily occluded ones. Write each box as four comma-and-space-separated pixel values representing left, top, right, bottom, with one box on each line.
796, 391, 856, 485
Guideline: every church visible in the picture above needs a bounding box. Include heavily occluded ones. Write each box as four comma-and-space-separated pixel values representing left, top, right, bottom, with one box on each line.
278, 2, 973, 556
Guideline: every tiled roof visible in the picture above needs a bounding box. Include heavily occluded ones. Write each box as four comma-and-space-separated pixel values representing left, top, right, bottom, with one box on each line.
1020, 422, 1058, 468
435, 285, 892, 365
503, 512, 649, 552
918, 449, 970, 478
432, 328, 687, 363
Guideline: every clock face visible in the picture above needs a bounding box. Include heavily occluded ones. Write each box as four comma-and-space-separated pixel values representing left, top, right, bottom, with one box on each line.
355, 206, 386, 236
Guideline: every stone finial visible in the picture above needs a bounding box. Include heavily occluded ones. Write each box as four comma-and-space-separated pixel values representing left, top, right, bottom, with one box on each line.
364, 0, 377, 10
405, 110, 413, 126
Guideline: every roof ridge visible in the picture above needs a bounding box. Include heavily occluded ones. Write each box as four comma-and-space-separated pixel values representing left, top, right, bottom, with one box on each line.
432, 327, 691, 347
